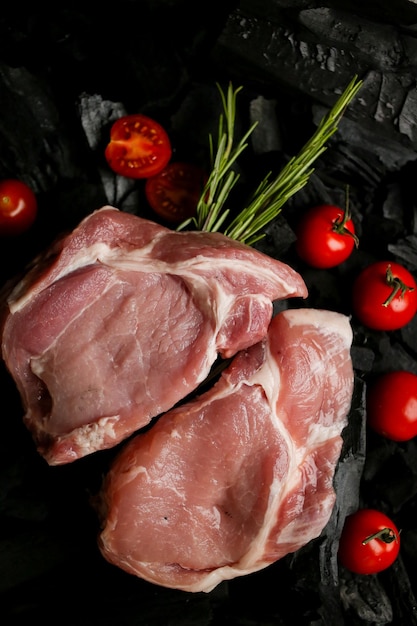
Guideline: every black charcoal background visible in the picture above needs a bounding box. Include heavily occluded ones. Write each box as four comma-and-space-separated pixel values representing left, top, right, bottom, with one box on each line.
2, 2, 417, 624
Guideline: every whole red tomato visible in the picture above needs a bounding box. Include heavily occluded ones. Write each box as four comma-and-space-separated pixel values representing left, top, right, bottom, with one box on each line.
295, 203, 358, 269
367, 370, 417, 441
105, 114, 172, 179
352, 261, 417, 331
145, 162, 207, 224
338, 508, 400, 575
0, 179, 38, 236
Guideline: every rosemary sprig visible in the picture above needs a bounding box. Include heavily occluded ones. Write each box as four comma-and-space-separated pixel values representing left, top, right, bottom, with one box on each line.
177, 83, 258, 233
226, 76, 362, 245
177, 76, 363, 244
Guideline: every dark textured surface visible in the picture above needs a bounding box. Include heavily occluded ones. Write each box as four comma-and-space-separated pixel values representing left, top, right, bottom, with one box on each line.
2, 2, 417, 624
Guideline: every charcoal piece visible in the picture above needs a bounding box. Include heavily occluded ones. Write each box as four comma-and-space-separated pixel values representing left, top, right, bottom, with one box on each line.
249, 95, 282, 155
0, 63, 81, 188
293, 266, 347, 312
170, 81, 238, 164
362, 433, 399, 485
211, 8, 366, 108
399, 85, 417, 145
313, 100, 417, 174
298, 8, 407, 71
350, 345, 375, 373
319, 378, 367, 583
241, 0, 417, 25
339, 571, 393, 624
212, 5, 417, 161
382, 182, 406, 224
385, 557, 417, 625
389, 234, 417, 270
77, 93, 139, 211
366, 445, 417, 511
373, 337, 417, 375
254, 214, 297, 259
400, 315, 417, 356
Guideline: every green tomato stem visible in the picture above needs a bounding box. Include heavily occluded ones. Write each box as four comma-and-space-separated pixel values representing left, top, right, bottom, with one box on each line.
362, 527, 398, 545
383, 265, 415, 308
332, 185, 359, 247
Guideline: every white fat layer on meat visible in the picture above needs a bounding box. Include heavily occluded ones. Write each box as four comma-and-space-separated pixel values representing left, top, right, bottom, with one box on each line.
46, 414, 120, 463
284, 308, 353, 348
233, 309, 353, 571
9, 236, 300, 314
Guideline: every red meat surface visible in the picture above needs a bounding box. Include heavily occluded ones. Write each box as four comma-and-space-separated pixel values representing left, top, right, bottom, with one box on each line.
1, 206, 307, 464
97, 307, 354, 592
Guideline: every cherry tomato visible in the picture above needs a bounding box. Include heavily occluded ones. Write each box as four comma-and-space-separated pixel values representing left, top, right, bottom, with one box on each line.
338, 508, 400, 575
367, 370, 417, 441
145, 162, 206, 224
105, 114, 172, 179
0, 179, 38, 236
352, 261, 417, 331
295, 203, 358, 269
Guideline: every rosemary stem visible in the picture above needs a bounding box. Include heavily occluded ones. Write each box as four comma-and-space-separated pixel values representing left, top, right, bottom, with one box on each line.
177, 75, 363, 245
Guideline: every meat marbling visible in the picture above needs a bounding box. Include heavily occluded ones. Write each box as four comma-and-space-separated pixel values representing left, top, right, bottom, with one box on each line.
0, 206, 307, 465
97, 307, 354, 593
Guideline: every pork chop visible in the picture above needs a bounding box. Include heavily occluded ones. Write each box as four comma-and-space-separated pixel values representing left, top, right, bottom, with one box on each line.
97, 307, 354, 592
1, 206, 307, 464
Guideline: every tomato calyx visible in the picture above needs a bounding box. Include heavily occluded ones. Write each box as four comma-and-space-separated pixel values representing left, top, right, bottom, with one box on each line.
362, 527, 398, 545
332, 187, 359, 247
383, 264, 415, 308
332, 210, 359, 246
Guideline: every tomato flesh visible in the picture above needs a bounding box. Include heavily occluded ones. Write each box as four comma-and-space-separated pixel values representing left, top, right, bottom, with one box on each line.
295, 204, 356, 269
367, 370, 417, 441
0, 179, 38, 236
145, 162, 206, 224
338, 508, 400, 575
105, 114, 172, 179
352, 261, 417, 331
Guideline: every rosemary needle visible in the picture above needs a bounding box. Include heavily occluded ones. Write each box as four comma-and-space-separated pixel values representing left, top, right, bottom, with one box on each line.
177, 76, 363, 245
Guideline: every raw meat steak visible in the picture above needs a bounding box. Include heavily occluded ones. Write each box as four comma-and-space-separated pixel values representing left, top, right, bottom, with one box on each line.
97, 307, 354, 593
0, 206, 307, 465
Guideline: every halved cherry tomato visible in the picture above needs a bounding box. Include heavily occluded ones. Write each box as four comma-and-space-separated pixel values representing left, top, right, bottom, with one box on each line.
367, 370, 417, 441
0, 179, 38, 236
295, 203, 358, 269
352, 261, 417, 331
105, 114, 172, 179
145, 162, 207, 224
338, 508, 400, 575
